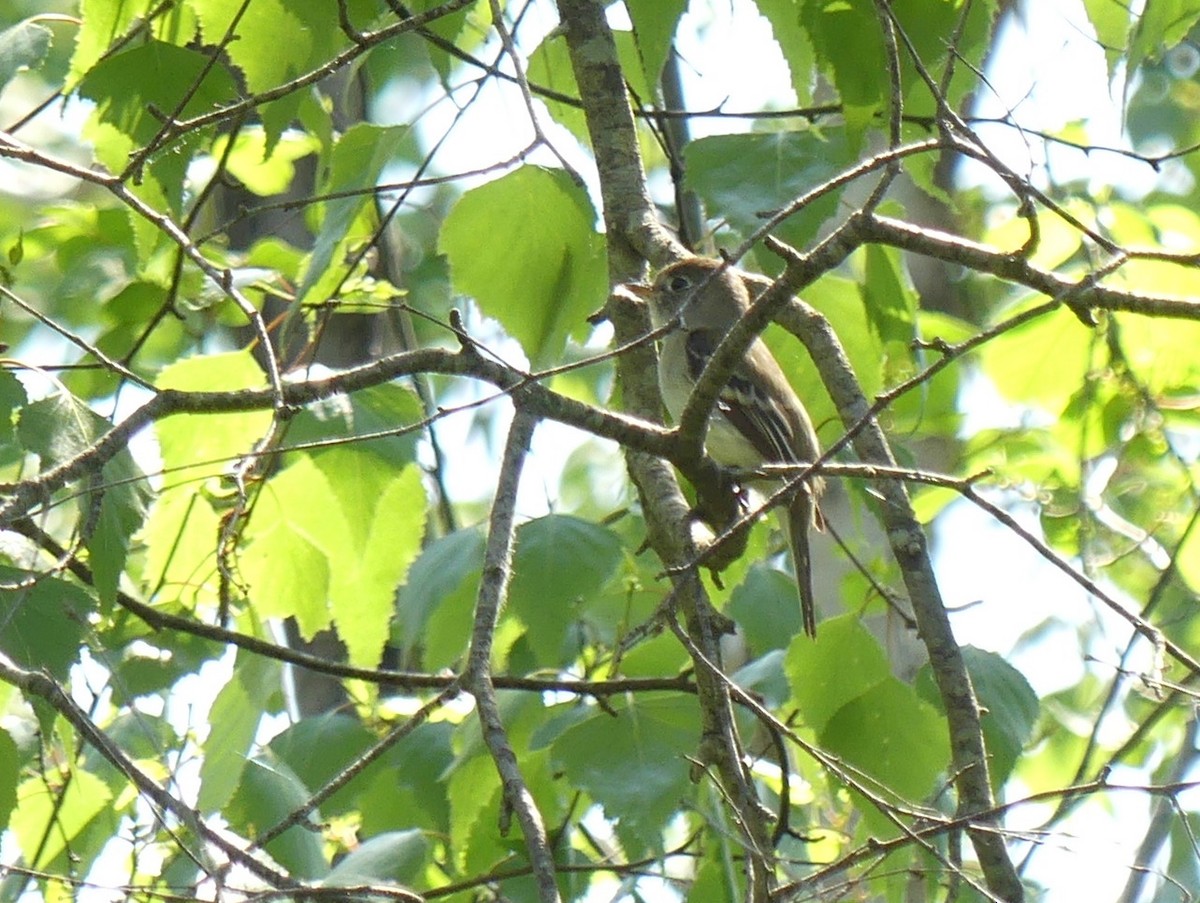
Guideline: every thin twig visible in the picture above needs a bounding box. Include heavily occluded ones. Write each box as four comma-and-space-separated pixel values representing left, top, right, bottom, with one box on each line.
462, 407, 561, 903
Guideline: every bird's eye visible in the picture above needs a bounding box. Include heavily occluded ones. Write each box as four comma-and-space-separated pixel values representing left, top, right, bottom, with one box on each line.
668, 274, 691, 292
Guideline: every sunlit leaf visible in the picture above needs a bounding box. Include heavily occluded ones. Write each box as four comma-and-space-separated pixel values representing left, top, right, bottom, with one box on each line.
625, 0, 687, 88
242, 451, 425, 667
298, 123, 407, 305
785, 614, 890, 734
754, 0, 816, 103
440, 166, 607, 367
210, 128, 320, 197
142, 351, 271, 607
197, 652, 280, 813
11, 768, 114, 870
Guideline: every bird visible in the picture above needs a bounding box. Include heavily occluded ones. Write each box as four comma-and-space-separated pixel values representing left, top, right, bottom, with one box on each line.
628, 256, 824, 637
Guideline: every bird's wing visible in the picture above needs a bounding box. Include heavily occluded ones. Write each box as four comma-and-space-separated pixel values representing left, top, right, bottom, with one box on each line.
683, 329, 798, 465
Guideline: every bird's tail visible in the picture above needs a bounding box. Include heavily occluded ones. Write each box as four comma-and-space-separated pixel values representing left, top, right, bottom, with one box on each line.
784, 492, 818, 638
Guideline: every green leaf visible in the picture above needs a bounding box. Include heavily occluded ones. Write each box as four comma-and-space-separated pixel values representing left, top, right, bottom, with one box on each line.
359, 722, 455, 837
185, 0, 372, 146
242, 452, 426, 668
17, 390, 106, 468
0, 572, 91, 683
1116, 311, 1200, 394
0, 729, 16, 834
239, 511, 331, 637
197, 652, 280, 813
330, 458, 426, 667
284, 380, 424, 466
269, 713, 378, 812
894, 0, 999, 118
917, 647, 1038, 790
889, 309, 972, 438
508, 515, 623, 665
977, 302, 1093, 414
88, 464, 152, 608
1130, 0, 1200, 74
270, 714, 454, 836
551, 696, 697, 856
862, 245, 918, 347
0, 369, 28, 467
394, 526, 485, 659
69, 0, 190, 86
685, 130, 852, 249
0, 19, 52, 90
407, 0, 484, 79
439, 166, 607, 367
298, 123, 407, 305
1083, 0, 1132, 80
12, 385, 153, 603
823, 678, 950, 804
89, 711, 181, 791
1179, 520, 1200, 594
784, 614, 890, 734
143, 351, 271, 606
323, 829, 428, 887
1167, 812, 1200, 893
526, 36, 587, 141
731, 649, 791, 711
14, 389, 160, 610
446, 752, 506, 869
154, 351, 270, 467
11, 768, 114, 870
106, 629, 219, 706
802, 0, 999, 134
226, 754, 328, 880
801, 0, 883, 136
527, 32, 654, 146
727, 563, 804, 652
78, 41, 238, 205
451, 739, 559, 880
753, 0, 816, 103
626, 0, 687, 88
210, 127, 320, 197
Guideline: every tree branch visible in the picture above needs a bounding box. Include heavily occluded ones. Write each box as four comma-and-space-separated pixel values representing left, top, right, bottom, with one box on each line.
462, 407, 560, 903
765, 235, 1023, 901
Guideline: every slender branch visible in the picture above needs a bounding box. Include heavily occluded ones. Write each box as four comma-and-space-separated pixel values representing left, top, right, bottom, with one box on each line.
1116, 716, 1200, 903
0, 344, 675, 527
462, 407, 561, 903
554, 2, 774, 896
862, 213, 1200, 319
0, 653, 296, 892
254, 684, 462, 847
765, 234, 1021, 901
13, 515, 697, 698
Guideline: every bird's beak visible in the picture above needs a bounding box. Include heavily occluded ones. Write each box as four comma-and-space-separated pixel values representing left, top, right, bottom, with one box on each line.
623, 282, 653, 299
